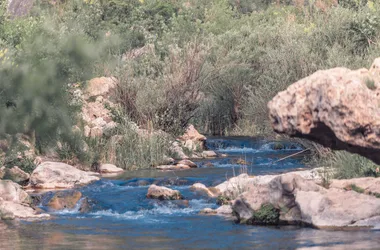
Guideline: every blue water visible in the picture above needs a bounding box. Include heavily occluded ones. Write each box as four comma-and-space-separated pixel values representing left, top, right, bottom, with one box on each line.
1, 137, 379, 250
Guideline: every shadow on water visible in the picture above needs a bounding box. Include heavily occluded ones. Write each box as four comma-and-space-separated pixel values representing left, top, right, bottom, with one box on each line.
3, 137, 380, 249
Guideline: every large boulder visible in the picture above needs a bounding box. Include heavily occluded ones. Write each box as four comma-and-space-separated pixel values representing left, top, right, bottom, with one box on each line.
0, 198, 49, 220
0, 180, 49, 220
268, 59, 380, 164
2, 166, 30, 184
231, 173, 380, 228
0, 180, 29, 203
30, 162, 99, 189
146, 185, 183, 200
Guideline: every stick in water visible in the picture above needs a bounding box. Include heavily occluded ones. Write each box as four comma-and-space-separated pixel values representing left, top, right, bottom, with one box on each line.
270, 148, 310, 165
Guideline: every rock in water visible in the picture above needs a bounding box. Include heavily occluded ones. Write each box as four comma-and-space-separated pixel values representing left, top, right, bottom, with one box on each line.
190, 183, 217, 197
0, 180, 49, 220
99, 164, 124, 174
47, 190, 82, 210
231, 173, 380, 229
0, 180, 30, 203
30, 162, 99, 189
146, 184, 183, 200
268, 58, 380, 164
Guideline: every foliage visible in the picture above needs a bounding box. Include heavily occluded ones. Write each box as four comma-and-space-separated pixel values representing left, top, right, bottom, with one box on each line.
2, 0, 380, 169
247, 203, 280, 225
322, 151, 380, 179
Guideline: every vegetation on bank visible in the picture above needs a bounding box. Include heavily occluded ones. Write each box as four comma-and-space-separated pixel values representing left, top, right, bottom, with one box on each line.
1, 0, 380, 175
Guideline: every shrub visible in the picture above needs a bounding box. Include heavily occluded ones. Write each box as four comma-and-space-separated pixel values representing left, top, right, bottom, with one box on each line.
323, 151, 380, 179
246, 204, 280, 225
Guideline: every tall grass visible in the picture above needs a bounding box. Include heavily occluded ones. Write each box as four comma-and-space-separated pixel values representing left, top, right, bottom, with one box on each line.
322, 151, 380, 179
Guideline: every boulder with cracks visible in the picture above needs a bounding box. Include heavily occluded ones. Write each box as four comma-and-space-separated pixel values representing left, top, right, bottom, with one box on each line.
268, 58, 380, 164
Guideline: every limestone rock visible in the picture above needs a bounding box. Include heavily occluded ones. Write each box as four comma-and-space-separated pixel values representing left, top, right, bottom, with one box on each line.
176, 160, 197, 168
329, 177, 380, 195
190, 183, 217, 197
0, 198, 49, 220
177, 125, 207, 153
30, 162, 100, 189
146, 185, 183, 200
231, 173, 380, 228
202, 150, 217, 158
200, 208, 217, 215
99, 164, 124, 174
268, 59, 380, 164
296, 189, 380, 228
3, 166, 30, 184
178, 124, 206, 142
0, 180, 29, 203
156, 165, 190, 170
0, 180, 49, 220
170, 141, 189, 160
84, 77, 117, 100
47, 190, 82, 210
216, 205, 233, 215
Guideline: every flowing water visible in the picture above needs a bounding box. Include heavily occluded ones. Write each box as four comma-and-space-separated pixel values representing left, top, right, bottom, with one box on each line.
1, 137, 380, 250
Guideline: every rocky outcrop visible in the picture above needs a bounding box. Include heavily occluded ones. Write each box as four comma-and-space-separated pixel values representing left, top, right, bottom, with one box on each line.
30, 162, 99, 189
7, 0, 34, 17
2, 166, 30, 184
76, 77, 118, 138
146, 185, 183, 200
268, 58, 380, 164
0, 180, 49, 220
178, 124, 206, 151
99, 164, 124, 174
231, 173, 380, 229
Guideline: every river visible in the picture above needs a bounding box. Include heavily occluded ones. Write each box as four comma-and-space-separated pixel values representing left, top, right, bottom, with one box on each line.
1, 137, 379, 249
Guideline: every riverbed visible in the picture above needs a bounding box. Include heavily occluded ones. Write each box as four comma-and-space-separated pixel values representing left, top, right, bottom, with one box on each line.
1, 137, 379, 249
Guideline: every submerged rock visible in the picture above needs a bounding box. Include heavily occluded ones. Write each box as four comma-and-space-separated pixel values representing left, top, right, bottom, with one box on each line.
47, 190, 83, 211
30, 162, 100, 189
153, 177, 190, 186
156, 165, 190, 170
199, 208, 217, 215
146, 185, 183, 200
268, 58, 380, 164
